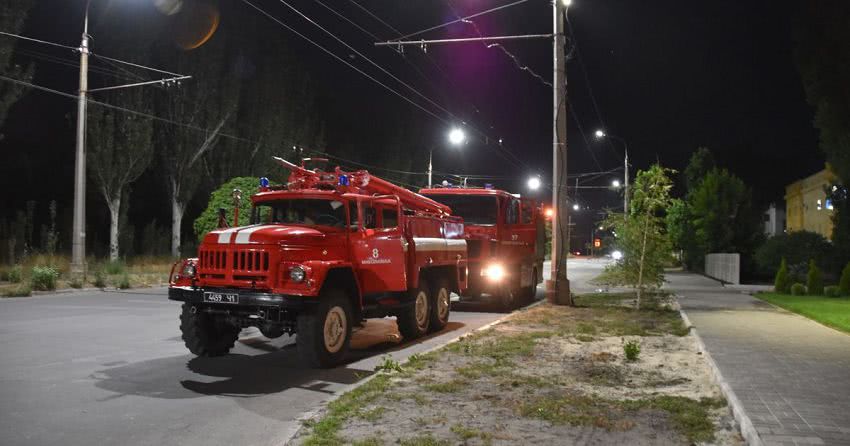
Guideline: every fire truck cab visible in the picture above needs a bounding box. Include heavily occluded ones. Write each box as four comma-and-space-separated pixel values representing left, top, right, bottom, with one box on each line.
419, 187, 545, 310
169, 158, 467, 368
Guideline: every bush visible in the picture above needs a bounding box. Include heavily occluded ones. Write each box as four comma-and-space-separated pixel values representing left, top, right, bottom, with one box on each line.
30, 266, 59, 291
194, 177, 265, 241
3, 284, 32, 297
824, 286, 842, 298
755, 231, 834, 277
623, 339, 641, 361
103, 260, 126, 275
774, 258, 791, 294
840, 262, 850, 296
807, 260, 824, 296
115, 274, 131, 290
7, 265, 22, 283
69, 277, 84, 289
791, 283, 807, 296
93, 270, 106, 288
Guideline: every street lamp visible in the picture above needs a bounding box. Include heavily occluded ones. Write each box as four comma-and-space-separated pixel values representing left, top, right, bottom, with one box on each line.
527, 176, 541, 191
594, 129, 629, 216
611, 179, 621, 188
428, 127, 466, 188
572, 203, 580, 211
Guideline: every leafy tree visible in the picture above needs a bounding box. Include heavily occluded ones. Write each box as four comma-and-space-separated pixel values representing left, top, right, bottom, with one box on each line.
754, 230, 833, 277
88, 88, 154, 260
600, 164, 675, 308
688, 169, 763, 270
807, 259, 824, 296
193, 177, 261, 240
683, 147, 715, 192
774, 258, 790, 294
666, 198, 699, 268
0, 0, 34, 139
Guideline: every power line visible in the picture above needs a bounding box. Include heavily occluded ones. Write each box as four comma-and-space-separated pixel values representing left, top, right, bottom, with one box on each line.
0, 31, 77, 51
390, 0, 531, 42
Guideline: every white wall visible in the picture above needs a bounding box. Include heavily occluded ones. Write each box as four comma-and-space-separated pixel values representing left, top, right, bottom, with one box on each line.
705, 253, 740, 285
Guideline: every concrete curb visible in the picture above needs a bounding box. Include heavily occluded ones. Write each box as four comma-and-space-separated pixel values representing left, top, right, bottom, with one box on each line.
282, 298, 546, 445
678, 306, 763, 446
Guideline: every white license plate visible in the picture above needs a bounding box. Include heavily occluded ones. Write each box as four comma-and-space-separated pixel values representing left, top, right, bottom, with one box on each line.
203, 292, 238, 304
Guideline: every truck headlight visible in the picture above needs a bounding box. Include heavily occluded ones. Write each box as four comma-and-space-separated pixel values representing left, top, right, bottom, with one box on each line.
182, 262, 197, 278
481, 263, 506, 281
289, 266, 306, 283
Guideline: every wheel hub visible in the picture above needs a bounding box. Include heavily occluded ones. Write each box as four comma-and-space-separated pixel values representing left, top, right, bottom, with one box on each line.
415, 291, 428, 328
323, 306, 347, 353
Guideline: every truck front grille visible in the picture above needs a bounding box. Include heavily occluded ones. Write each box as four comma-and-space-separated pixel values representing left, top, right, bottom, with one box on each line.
199, 248, 271, 287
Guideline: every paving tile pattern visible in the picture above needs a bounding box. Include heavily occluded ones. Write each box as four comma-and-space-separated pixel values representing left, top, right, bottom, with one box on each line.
667, 272, 850, 446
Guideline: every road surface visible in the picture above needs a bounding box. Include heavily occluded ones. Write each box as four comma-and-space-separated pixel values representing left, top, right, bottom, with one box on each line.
0, 259, 604, 446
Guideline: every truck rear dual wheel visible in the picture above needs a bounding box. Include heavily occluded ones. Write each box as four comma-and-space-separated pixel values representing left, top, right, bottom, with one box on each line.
397, 279, 431, 340
429, 280, 451, 332
180, 303, 241, 357
297, 288, 353, 368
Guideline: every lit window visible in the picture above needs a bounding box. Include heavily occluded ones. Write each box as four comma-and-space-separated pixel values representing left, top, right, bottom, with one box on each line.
817, 199, 823, 211
826, 199, 833, 210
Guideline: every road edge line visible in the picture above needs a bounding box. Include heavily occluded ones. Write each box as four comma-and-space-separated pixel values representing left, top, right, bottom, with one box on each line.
678, 306, 763, 446
281, 298, 546, 445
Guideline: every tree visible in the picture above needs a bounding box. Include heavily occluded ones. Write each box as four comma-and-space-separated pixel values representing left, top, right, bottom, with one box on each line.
774, 258, 790, 294
193, 177, 262, 240
807, 260, 824, 296
0, 0, 35, 138
688, 169, 763, 270
839, 262, 850, 296
754, 230, 833, 278
87, 88, 154, 260
666, 198, 699, 268
683, 147, 715, 192
600, 164, 675, 308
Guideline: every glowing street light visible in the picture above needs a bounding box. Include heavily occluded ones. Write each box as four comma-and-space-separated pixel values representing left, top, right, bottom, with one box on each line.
594, 128, 629, 216
612, 179, 621, 188
594, 129, 605, 138
572, 203, 580, 211
448, 127, 466, 146
527, 176, 541, 191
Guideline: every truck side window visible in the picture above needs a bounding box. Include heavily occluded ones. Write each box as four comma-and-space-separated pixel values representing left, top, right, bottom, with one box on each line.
521, 201, 534, 224
363, 203, 378, 229
506, 199, 519, 225
348, 202, 359, 229
381, 208, 398, 229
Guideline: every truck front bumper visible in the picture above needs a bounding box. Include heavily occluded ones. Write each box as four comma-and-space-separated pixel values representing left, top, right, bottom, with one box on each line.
168, 286, 310, 309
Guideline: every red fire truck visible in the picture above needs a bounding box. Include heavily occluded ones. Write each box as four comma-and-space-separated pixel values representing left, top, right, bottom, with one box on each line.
419, 187, 545, 310
169, 158, 467, 368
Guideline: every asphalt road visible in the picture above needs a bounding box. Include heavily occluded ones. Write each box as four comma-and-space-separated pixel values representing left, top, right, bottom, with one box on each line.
0, 259, 604, 446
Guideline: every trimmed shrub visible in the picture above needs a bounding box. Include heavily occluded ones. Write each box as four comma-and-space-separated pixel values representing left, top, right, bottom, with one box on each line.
807, 260, 824, 296
30, 266, 59, 291
774, 258, 791, 294
791, 283, 807, 296
8, 265, 22, 283
824, 286, 841, 298
3, 284, 32, 297
840, 262, 850, 296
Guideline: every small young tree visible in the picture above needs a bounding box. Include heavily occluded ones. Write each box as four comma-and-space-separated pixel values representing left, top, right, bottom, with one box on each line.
806, 259, 824, 296
839, 262, 850, 296
600, 164, 675, 308
774, 257, 791, 294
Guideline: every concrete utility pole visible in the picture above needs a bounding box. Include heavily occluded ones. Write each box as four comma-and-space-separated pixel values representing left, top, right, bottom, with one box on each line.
71, 0, 92, 275
547, 0, 572, 305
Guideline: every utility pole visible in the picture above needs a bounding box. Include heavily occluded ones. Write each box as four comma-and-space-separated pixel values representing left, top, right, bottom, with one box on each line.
624, 148, 629, 216
70, 1, 92, 276
427, 147, 433, 188
547, 0, 571, 305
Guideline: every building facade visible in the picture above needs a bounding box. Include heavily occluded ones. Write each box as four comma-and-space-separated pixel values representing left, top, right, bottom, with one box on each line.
785, 166, 836, 238
764, 203, 786, 237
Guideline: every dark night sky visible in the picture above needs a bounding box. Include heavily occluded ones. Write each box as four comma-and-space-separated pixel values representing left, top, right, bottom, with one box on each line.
0, 0, 822, 251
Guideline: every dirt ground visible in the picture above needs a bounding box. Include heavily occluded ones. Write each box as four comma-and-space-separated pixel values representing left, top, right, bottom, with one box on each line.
293, 294, 744, 446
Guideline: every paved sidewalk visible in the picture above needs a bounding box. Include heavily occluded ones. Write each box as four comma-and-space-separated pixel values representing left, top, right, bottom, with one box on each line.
667, 272, 850, 446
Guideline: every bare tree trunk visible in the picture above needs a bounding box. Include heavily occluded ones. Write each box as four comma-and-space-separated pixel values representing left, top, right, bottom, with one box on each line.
171, 196, 184, 258
108, 196, 121, 261
635, 214, 651, 309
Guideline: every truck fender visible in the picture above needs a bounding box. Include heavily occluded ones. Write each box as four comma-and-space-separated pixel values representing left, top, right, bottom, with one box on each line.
320, 266, 363, 320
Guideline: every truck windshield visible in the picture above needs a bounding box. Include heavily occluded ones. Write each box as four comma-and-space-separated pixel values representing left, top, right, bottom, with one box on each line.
423, 195, 497, 225
252, 199, 347, 228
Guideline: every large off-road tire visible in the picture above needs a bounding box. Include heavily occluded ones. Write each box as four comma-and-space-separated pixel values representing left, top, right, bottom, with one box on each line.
296, 289, 353, 368
498, 287, 519, 312
180, 303, 241, 357
429, 279, 451, 333
397, 279, 431, 340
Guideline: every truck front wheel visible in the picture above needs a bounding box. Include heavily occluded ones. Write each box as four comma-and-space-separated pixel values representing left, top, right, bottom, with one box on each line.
397, 279, 431, 340
180, 303, 240, 357
297, 289, 352, 368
